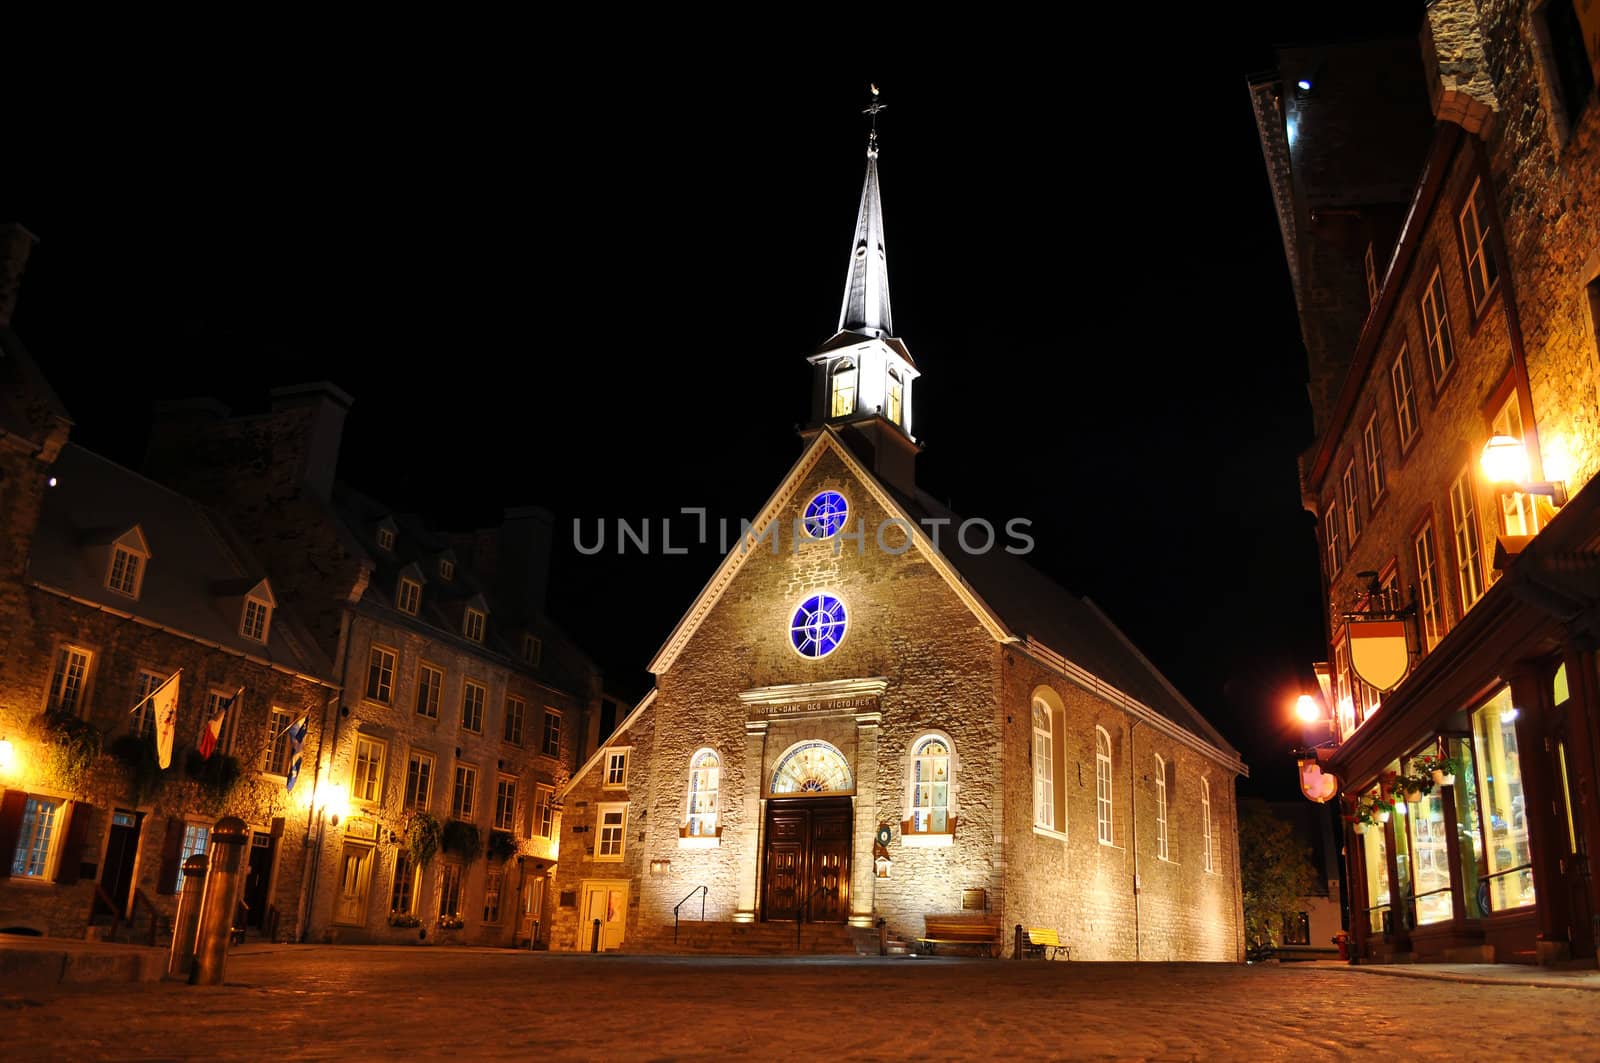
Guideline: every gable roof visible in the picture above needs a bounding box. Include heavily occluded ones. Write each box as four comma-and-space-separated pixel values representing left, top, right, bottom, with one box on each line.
647, 428, 1244, 775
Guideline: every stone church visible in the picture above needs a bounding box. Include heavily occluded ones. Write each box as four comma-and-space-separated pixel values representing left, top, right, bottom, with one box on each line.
550, 117, 1247, 960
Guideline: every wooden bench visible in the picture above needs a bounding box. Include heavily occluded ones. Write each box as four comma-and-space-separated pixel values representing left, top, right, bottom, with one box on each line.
915, 913, 1003, 957
1020, 926, 1070, 961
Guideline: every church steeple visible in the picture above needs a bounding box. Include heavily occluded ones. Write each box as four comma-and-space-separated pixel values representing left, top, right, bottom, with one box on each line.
804, 85, 921, 495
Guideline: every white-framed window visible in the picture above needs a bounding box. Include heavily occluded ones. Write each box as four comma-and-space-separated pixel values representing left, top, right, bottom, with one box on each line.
829, 358, 857, 418
1154, 754, 1170, 861
906, 733, 954, 837
365, 645, 397, 704
886, 367, 904, 425
391, 851, 419, 916
1391, 346, 1419, 449
376, 526, 396, 551
1096, 726, 1114, 846
483, 867, 503, 923
1363, 241, 1379, 305
438, 862, 463, 922
405, 749, 435, 812
415, 662, 443, 720
353, 736, 386, 804
1032, 699, 1054, 831
47, 644, 93, 715
604, 748, 630, 789
1415, 520, 1446, 650
9, 795, 65, 878
1323, 502, 1341, 578
1491, 394, 1539, 536
521, 634, 542, 667
460, 680, 486, 734
1342, 461, 1362, 543
503, 696, 526, 746
1421, 268, 1456, 383
130, 668, 165, 739
178, 823, 210, 889
1449, 468, 1484, 613
1459, 178, 1499, 312
107, 545, 144, 598
438, 558, 455, 581
494, 775, 517, 832
263, 707, 294, 775
463, 608, 486, 643
534, 784, 555, 839
452, 764, 478, 819
596, 803, 627, 861
396, 578, 421, 616
684, 750, 720, 839
1333, 637, 1353, 734
1363, 412, 1386, 506
1202, 778, 1215, 873
240, 595, 271, 643
541, 709, 562, 758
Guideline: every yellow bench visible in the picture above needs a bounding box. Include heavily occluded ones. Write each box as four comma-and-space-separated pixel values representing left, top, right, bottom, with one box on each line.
916, 913, 1003, 957
1021, 926, 1070, 960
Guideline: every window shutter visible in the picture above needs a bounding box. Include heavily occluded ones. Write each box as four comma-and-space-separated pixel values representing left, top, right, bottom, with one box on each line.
0, 790, 27, 879
1052, 725, 1067, 832
53, 801, 93, 884
157, 817, 185, 894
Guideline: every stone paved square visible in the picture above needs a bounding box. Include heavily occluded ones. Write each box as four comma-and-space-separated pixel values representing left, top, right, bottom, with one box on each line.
5, 948, 1599, 1061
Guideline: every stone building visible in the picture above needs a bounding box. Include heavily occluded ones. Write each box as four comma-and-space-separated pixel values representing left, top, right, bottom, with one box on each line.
143, 386, 604, 946
1255, 2, 1600, 964
0, 227, 337, 942
549, 123, 1247, 959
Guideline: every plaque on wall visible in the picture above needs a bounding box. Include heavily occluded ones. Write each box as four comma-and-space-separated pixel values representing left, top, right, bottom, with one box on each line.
560, 891, 577, 908
961, 888, 987, 911
344, 817, 379, 841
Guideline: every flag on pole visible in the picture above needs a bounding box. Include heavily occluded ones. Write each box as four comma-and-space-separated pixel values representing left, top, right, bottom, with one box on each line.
142, 671, 182, 770
198, 686, 243, 760
284, 715, 310, 792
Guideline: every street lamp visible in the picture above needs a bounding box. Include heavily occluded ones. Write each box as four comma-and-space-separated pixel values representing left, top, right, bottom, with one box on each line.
1294, 694, 1321, 724
1481, 435, 1568, 505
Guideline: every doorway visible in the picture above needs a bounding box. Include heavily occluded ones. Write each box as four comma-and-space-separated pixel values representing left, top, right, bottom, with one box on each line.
578, 879, 629, 950
244, 830, 276, 929
101, 810, 143, 917
334, 842, 375, 926
762, 797, 851, 923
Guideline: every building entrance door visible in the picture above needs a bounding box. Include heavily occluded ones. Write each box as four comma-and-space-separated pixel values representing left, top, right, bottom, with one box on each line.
1550, 715, 1595, 958
244, 830, 275, 929
761, 797, 851, 923
579, 880, 628, 950
101, 810, 143, 917
334, 842, 375, 926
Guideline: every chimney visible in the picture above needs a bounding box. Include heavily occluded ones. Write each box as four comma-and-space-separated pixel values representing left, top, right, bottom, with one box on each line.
497, 506, 554, 623
0, 224, 39, 328
268, 381, 353, 501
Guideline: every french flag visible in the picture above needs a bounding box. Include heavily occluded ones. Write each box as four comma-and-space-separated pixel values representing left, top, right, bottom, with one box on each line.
198, 687, 243, 760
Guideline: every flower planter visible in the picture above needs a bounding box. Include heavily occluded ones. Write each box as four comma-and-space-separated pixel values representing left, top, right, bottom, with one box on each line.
1441, 773, 1456, 787
1377, 809, 1390, 823
1431, 769, 1445, 786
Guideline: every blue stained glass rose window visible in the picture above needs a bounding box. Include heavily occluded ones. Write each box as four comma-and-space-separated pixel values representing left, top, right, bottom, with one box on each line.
790, 594, 847, 658
803, 491, 849, 539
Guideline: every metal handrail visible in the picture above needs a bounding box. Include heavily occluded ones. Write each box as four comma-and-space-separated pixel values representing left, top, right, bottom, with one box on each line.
798, 882, 832, 949
1480, 862, 1534, 882
91, 883, 124, 940
673, 885, 708, 944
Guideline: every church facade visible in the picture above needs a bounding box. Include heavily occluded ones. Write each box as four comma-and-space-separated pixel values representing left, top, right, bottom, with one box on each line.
549, 121, 1247, 961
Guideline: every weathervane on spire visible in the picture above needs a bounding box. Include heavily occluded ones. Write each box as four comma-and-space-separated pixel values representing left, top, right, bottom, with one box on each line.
863, 83, 886, 156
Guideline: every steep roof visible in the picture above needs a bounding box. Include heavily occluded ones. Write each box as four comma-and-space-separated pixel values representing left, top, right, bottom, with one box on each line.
31, 444, 332, 681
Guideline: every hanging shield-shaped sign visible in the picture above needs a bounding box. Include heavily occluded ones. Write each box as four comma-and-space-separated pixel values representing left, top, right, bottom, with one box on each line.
1349, 619, 1409, 691
1299, 761, 1338, 803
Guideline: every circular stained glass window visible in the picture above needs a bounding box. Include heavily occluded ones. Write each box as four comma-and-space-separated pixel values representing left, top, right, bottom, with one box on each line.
802, 491, 848, 539
790, 593, 847, 658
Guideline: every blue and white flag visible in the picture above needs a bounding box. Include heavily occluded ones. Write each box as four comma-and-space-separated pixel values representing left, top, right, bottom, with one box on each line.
284, 715, 310, 792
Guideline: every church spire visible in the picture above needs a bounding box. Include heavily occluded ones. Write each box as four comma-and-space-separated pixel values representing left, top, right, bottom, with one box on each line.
837, 85, 893, 337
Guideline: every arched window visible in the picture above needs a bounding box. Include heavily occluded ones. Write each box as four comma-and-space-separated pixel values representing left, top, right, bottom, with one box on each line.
1154, 754, 1169, 861
1033, 699, 1055, 830
683, 749, 721, 842
1095, 726, 1114, 845
903, 732, 955, 844
1201, 777, 1214, 873
830, 359, 858, 418
885, 367, 904, 425
770, 740, 853, 795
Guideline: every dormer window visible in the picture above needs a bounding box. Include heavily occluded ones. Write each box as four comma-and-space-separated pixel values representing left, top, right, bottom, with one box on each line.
397, 578, 421, 616
521, 634, 542, 667
439, 559, 455, 581
829, 358, 857, 418
376, 522, 396, 551
108, 546, 143, 597
241, 596, 271, 643
464, 607, 486, 643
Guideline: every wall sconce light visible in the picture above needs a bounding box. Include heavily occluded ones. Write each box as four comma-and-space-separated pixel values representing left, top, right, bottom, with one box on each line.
1481, 435, 1567, 505
649, 859, 671, 876
0, 736, 16, 776
1294, 694, 1322, 724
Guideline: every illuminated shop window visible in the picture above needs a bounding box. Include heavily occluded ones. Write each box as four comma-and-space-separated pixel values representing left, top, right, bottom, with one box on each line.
790, 594, 847, 658
1471, 687, 1535, 912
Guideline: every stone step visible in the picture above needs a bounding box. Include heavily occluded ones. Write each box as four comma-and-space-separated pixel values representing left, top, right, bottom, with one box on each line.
630, 920, 867, 956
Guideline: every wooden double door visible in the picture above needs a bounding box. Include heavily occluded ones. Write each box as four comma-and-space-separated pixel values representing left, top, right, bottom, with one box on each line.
762, 798, 851, 923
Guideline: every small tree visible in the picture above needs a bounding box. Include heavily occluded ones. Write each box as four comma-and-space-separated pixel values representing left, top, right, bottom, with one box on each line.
1238, 800, 1317, 954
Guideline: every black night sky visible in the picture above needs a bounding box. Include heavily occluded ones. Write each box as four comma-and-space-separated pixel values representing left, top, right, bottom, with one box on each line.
7, 7, 1424, 799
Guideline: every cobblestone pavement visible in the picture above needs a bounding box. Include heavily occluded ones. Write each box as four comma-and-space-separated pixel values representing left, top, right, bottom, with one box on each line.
4, 948, 1597, 1061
